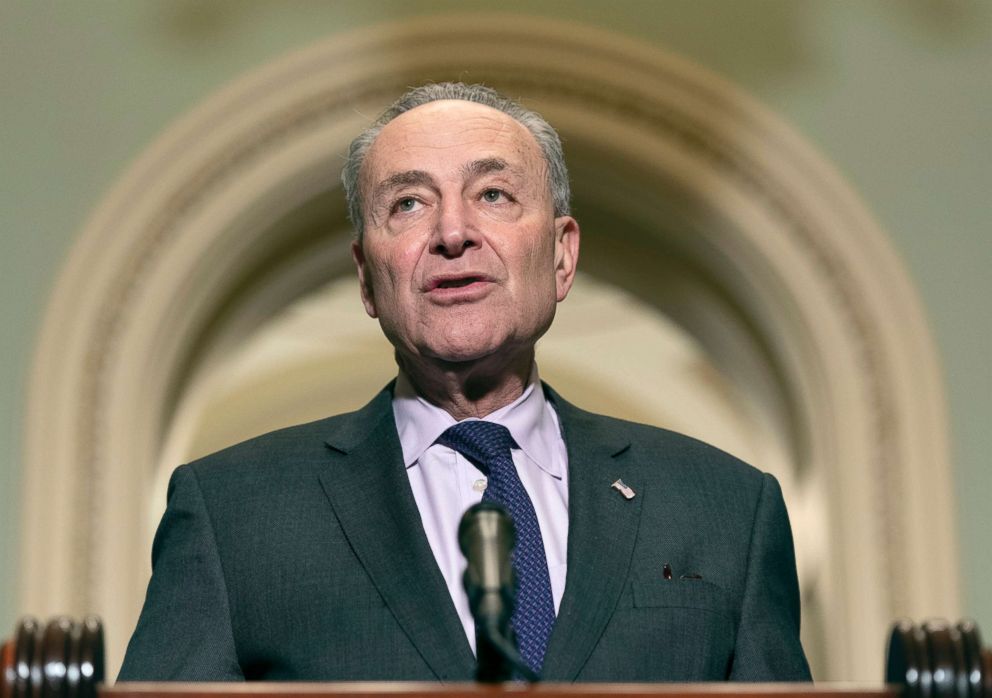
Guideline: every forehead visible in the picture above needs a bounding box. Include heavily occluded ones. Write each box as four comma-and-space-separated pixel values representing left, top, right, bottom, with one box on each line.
363, 100, 544, 181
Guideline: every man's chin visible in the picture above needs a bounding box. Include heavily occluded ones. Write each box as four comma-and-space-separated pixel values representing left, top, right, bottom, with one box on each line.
420, 336, 525, 368
426, 344, 502, 366
390, 326, 536, 372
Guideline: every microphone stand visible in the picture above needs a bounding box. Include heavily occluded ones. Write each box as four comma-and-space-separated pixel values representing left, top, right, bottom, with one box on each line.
459, 502, 540, 683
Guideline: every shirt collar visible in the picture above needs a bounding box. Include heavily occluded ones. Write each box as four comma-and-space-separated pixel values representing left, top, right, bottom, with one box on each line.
392, 364, 563, 479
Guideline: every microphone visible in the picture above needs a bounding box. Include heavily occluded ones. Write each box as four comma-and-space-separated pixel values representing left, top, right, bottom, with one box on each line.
458, 502, 538, 682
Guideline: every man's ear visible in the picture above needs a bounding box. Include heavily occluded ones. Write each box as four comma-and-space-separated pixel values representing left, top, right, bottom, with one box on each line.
553, 215, 580, 302
351, 239, 378, 318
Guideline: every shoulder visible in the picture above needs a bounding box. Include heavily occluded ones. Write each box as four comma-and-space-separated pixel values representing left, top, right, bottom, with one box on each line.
181, 384, 394, 485
545, 383, 767, 492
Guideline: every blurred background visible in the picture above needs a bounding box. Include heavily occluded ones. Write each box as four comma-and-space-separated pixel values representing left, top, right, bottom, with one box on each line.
1, 0, 989, 683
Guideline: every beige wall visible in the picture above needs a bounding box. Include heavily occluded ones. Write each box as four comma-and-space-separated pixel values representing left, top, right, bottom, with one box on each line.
2, 0, 989, 664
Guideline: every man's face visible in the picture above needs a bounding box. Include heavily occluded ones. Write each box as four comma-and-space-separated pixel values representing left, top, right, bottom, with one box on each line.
352, 100, 579, 366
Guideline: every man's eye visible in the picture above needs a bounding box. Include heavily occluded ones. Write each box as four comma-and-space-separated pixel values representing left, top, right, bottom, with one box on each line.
393, 197, 420, 213
481, 189, 506, 203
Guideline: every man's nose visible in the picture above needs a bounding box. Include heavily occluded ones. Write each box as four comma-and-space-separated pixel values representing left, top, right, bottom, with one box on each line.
430, 199, 480, 257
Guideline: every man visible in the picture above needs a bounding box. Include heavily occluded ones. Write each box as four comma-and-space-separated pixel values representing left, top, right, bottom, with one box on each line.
119, 82, 811, 683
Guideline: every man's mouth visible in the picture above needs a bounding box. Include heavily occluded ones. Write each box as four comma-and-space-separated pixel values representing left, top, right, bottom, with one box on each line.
426, 274, 490, 291
436, 276, 482, 289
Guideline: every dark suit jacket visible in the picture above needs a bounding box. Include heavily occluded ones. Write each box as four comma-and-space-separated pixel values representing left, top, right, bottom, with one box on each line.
119, 384, 811, 682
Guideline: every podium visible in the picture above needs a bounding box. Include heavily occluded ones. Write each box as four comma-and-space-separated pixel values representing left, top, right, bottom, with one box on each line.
106, 683, 893, 698
3, 617, 990, 698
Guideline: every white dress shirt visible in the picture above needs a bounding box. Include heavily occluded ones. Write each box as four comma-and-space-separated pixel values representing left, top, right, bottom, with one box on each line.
392, 366, 569, 653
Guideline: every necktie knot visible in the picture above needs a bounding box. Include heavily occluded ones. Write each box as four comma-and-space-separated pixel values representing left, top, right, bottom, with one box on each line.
436, 421, 517, 475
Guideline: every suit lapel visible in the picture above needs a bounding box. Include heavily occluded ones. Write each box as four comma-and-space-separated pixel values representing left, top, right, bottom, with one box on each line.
317, 387, 476, 681
541, 389, 644, 681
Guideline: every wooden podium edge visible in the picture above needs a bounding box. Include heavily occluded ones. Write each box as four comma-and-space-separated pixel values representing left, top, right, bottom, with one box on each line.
105, 682, 896, 698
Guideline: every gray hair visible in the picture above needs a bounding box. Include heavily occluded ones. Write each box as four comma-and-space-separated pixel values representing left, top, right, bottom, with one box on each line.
342, 82, 570, 239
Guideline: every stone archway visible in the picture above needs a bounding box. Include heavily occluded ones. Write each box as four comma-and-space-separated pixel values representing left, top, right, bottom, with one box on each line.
21, 15, 957, 680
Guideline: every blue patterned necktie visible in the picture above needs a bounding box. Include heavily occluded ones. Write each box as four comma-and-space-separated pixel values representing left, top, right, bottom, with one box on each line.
437, 420, 556, 674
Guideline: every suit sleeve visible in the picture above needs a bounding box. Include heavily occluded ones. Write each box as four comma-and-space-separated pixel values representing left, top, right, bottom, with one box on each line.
729, 472, 812, 681
118, 465, 244, 681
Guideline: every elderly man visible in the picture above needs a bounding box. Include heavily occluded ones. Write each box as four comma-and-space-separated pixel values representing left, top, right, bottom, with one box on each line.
119, 83, 811, 683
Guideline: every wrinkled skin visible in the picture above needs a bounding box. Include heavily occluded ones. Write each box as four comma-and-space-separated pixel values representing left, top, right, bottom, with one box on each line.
352, 100, 580, 417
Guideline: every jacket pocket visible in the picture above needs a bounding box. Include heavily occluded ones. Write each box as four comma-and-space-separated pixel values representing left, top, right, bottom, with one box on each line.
631, 578, 731, 616
580, 579, 736, 681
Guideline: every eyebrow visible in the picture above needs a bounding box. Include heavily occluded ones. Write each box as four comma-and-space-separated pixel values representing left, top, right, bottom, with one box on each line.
461, 157, 510, 179
371, 170, 434, 204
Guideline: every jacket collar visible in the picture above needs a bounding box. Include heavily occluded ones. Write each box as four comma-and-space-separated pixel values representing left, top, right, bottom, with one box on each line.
320, 383, 477, 681
541, 386, 643, 681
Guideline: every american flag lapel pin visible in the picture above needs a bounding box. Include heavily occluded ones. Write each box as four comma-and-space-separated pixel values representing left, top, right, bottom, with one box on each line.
611, 478, 636, 500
